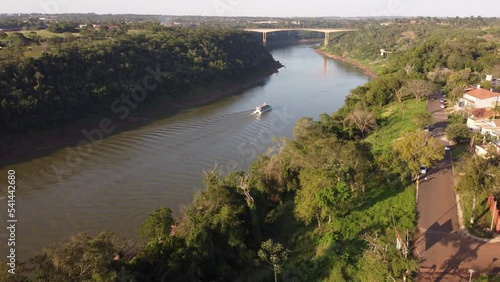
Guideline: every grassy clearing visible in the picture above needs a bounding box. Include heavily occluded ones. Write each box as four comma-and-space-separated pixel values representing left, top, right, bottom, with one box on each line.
6, 29, 80, 38
251, 169, 417, 281
355, 57, 386, 74
291, 182, 416, 281
7, 28, 149, 38
322, 47, 386, 75
345, 181, 416, 243
127, 29, 150, 35
366, 99, 427, 154
23, 47, 48, 58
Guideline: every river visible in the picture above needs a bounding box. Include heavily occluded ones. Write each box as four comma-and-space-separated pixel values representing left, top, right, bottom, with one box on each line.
0, 43, 371, 259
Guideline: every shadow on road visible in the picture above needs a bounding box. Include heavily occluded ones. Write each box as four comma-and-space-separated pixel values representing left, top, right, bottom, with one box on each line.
425, 162, 452, 176
426, 220, 454, 250
416, 232, 491, 281
433, 120, 448, 129
416, 269, 474, 281
435, 234, 485, 281
414, 219, 455, 252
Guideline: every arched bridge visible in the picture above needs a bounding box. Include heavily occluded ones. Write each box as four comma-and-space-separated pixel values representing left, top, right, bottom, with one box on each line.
243, 28, 356, 46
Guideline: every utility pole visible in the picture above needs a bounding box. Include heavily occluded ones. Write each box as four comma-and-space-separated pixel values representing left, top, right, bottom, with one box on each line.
491, 199, 498, 231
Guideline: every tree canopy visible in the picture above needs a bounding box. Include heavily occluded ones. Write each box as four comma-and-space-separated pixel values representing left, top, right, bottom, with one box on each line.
0, 28, 278, 133
392, 131, 444, 180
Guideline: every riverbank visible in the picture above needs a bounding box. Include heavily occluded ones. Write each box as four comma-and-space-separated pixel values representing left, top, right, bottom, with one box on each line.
0, 63, 283, 165
315, 49, 378, 78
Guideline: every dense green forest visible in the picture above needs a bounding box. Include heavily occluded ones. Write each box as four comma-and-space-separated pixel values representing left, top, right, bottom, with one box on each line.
3, 17, 500, 281
0, 27, 279, 133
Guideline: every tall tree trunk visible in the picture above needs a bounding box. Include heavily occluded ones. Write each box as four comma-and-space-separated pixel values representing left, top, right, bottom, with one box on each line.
491, 201, 497, 230
316, 212, 321, 228
249, 205, 261, 243
471, 194, 477, 224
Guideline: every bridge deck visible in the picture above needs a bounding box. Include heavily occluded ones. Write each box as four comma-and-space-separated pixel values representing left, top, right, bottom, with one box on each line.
243, 28, 356, 46
243, 28, 356, 33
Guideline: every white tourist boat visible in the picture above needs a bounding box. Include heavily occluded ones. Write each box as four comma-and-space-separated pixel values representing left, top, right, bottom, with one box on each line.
252, 103, 272, 115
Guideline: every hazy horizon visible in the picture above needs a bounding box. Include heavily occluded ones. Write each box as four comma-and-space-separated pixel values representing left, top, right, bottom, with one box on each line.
3, 0, 500, 18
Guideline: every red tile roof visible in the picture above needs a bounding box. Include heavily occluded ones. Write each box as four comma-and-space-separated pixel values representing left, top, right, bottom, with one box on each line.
465, 88, 500, 100
473, 108, 493, 118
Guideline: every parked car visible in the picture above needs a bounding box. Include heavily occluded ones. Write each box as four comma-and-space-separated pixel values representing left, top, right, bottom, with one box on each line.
440, 104, 445, 109
424, 125, 431, 132
445, 145, 451, 151
419, 165, 427, 174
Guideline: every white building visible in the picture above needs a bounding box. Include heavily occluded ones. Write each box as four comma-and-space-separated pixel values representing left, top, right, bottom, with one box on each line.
482, 124, 500, 137
475, 140, 500, 157
467, 117, 485, 132
458, 86, 500, 109
466, 117, 500, 136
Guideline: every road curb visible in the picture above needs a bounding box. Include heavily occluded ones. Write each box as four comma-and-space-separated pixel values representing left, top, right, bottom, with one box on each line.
455, 193, 466, 230
457, 228, 500, 243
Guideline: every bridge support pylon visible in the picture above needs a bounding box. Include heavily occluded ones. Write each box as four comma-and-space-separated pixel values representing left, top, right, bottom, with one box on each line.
262, 32, 267, 44
324, 32, 330, 47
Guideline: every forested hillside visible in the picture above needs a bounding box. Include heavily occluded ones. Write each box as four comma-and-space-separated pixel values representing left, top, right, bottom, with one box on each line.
326, 17, 500, 76
0, 27, 279, 133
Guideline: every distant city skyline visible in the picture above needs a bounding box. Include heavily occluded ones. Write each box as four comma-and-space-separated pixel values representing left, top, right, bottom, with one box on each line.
3, 0, 500, 18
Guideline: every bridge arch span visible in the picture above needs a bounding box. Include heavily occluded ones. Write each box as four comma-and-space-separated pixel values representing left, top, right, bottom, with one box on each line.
243, 28, 356, 46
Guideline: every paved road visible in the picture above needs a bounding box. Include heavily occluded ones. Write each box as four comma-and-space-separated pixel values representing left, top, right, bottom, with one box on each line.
415, 97, 500, 281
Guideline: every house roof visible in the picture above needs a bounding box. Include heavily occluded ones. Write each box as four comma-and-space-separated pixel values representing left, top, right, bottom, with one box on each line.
465, 88, 500, 100
478, 108, 494, 118
477, 119, 500, 128
478, 120, 496, 128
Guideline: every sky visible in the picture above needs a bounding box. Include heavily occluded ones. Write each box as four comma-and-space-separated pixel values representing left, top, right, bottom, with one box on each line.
3, 0, 500, 18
